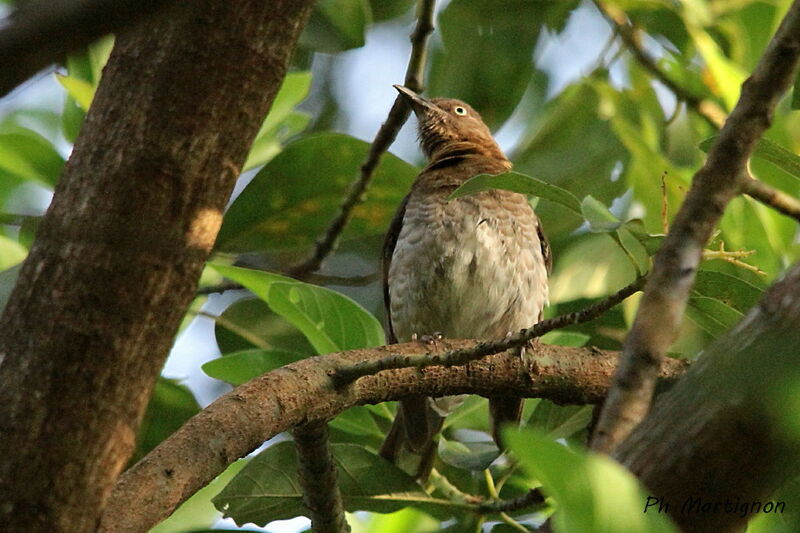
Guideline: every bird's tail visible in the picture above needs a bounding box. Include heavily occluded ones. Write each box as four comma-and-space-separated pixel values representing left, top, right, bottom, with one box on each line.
379, 396, 445, 481
489, 396, 524, 447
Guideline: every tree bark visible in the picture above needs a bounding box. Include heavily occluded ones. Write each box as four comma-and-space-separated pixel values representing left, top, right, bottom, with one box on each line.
0, 1, 314, 532
99, 341, 686, 533
616, 263, 800, 533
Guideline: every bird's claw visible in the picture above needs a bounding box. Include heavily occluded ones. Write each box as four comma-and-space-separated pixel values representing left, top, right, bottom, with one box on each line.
416, 332, 444, 346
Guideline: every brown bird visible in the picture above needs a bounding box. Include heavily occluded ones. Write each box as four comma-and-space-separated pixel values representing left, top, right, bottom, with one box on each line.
379, 85, 551, 479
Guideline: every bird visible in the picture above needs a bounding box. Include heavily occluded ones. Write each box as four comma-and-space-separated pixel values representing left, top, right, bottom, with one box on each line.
378, 85, 551, 480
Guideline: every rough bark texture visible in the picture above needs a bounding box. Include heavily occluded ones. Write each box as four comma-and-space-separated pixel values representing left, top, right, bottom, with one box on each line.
616, 263, 800, 533
99, 341, 686, 533
0, 1, 314, 532
294, 422, 351, 533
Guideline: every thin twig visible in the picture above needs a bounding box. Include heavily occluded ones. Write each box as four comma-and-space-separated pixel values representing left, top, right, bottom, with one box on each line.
590, 1, 800, 454
483, 470, 535, 531
286, 0, 437, 278
477, 488, 546, 515
196, 280, 244, 295
593, 0, 727, 129
0, 213, 40, 226
703, 240, 765, 276
428, 469, 484, 505
423, 469, 546, 518
194, 310, 270, 350
293, 422, 351, 533
196, 270, 380, 295
332, 277, 646, 386
742, 177, 800, 223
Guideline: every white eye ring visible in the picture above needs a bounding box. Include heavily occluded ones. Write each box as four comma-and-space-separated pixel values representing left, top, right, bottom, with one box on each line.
454, 106, 468, 116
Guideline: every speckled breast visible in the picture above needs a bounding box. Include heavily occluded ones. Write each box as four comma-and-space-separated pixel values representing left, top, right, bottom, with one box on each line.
388, 188, 549, 343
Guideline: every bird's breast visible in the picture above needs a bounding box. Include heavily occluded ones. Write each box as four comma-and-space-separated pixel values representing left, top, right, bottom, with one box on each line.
388, 190, 548, 342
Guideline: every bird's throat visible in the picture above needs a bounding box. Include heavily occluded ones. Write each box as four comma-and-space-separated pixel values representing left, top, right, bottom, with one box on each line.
425, 140, 510, 172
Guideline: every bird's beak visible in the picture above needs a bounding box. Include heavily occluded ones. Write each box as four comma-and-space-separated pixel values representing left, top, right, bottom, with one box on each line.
393, 84, 438, 117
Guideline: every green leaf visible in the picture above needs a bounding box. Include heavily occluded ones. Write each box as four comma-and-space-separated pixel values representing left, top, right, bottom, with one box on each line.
328, 405, 384, 443
369, 0, 414, 21
0, 234, 27, 270
512, 82, 629, 238
624, 220, 665, 256
449, 171, 582, 216
213, 297, 316, 355
442, 395, 490, 432
62, 96, 85, 144
245, 71, 313, 170
578, 197, 647, 274
363, 507, 441, 533
132, 378, 200, 463
581, 195, 621, 232
438, 437, 500, 471
539, 331, 590, 347
217, 133, 418, 252
428, 0, 578, 128
0, 129, 64, 187
213, 442, 452, 526
526, 400, 592, 440
55, 73, 95, 111
692, 270, 762, 313
0, 263, 22, 315
793, 70, 800, 110
201, 349, 304, 385
210, 264, 384, 353
505, 427, 679, 533
549, 234, 637, 303
685, 23, 747, 110
700, 136, 800, 180
685, 296, 743, 338
300, 0, 371, 53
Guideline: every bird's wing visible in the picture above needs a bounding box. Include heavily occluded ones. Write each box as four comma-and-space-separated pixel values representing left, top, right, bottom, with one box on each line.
382, 194, 410, 344
537, 217, 553, 275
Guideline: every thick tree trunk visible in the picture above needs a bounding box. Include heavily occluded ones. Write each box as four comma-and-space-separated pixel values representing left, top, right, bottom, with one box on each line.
616, 263, 800, 533
0, 1, 313, 532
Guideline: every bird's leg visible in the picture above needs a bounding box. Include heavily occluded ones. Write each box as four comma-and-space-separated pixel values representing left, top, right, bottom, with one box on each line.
412, 331, 444, 348
420, 331, 444, 345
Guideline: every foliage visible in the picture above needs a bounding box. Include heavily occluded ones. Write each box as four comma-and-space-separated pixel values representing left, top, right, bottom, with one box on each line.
3, 0, 800, 531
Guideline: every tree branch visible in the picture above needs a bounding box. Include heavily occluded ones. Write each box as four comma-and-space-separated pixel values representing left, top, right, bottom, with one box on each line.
591, 0, 800, 454
0, 0, 185, 97
99, 341, 687, 533
593, 0, 727, 129
333, 277, 645, 386
197, 271, 380, 295
286, 0, 437, 278
293, 422, 351, 533
477, 488, 546, 515
741, 177, 800, 223
616, 261, 800, 533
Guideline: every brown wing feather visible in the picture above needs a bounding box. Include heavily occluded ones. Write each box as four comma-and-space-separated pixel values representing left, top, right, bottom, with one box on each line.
382, 194, 409, 344
537, 217, 553, 275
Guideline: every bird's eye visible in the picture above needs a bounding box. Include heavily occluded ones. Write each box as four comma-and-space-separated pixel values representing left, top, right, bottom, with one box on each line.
453, 106, 467, 116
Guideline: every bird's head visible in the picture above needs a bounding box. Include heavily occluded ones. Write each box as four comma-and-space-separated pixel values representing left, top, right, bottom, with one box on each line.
394, 85, 506, 164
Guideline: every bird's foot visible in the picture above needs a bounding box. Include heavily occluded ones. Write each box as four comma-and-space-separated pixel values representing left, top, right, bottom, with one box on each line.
421, 332, 444, 345
412, 332, 444, 347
